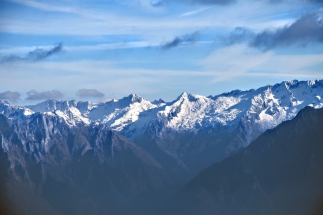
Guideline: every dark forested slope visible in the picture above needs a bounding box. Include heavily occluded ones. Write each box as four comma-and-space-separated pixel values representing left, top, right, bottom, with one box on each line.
160, 106, 323, 215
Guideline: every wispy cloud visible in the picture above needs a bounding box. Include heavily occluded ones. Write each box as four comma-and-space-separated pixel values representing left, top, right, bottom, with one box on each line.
179, 6, 214, 17
200, 44, 323, 83
0, 42, 160, 56
6, 0, 79, 14
150, 0, 164, 6
201, 44, 273, 82
1, 56, 322, 103
269, 0, 323, 3
250, 12, 323, 50
26, 90, 63, 100
181, 0, 236, 5
218, 12, 323, 50
76, 89, 105, 98
0, 43, 63, 63
2, 0, 294, 40
219, 27, 255, 46
161, 31, 199, 49
66, 42, 159, 51
182, 0, 322, 5
0, 91, 20, 102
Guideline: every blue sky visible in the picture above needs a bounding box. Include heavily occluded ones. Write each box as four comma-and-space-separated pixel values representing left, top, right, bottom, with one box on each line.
0, 0, 323, 104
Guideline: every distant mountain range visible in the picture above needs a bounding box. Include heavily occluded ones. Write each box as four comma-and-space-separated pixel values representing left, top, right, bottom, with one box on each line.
1, 80, 323, 214
2, 80, 323, 175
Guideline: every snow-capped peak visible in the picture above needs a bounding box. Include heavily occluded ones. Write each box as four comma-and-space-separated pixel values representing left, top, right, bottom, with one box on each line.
0, 100, 34, 122
127, 93, 144, 103
27, 99, 92, 125
2, 79, 321, 145
87, 94, 158, 132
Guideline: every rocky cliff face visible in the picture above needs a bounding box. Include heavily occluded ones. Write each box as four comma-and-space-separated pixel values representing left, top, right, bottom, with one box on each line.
0, 113, 172, 215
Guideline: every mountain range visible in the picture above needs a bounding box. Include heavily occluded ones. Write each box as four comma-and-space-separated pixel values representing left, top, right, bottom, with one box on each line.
1, 79, 323, 214
2, 80, 323, 175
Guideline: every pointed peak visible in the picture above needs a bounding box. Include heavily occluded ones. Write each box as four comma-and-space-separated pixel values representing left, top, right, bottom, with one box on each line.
176, 92, 190, 100
180, 92, 189, 97
129, 93, 139, 97
123, 93, 145, 103
173, 92, 200, 103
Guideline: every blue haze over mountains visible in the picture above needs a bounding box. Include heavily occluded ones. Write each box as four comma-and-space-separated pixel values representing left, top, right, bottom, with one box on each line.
1, 80, 323, 214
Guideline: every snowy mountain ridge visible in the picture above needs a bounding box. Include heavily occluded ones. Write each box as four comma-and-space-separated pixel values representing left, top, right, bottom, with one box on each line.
1, 80, 323, 144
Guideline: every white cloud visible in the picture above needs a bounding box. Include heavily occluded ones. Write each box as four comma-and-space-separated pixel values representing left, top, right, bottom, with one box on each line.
0, 60, 215, 101
200, 44, 323, 82
179, 6, 214, 17
200, 44, 273, 82
1, 0, 302, 40
1, 51, 322, 104
6, 0, 77, 13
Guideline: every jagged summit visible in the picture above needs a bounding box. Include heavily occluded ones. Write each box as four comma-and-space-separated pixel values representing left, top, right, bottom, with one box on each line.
120, 93, 144, 103
179, 92, 189, 98
0, 100, 33, 122
176, 92, 192, 100
172, 92, 203, 104
27, 99, 96, 113
1, 79, 323, 146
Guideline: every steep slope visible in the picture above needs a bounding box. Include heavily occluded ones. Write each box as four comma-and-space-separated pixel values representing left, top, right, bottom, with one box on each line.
3, 80, 323, 177
133, 80, 323, 175
23, 80, 323, 175
160, 106, 323, 215
0, 113, 172, 215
